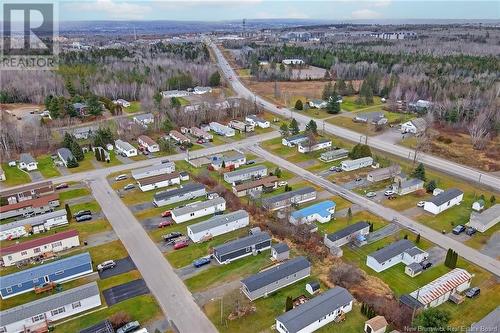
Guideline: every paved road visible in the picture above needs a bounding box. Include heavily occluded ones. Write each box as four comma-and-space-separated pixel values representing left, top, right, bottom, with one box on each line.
248, 145, 500, 277
207, 39, 500, 192
90, 177, 218, 333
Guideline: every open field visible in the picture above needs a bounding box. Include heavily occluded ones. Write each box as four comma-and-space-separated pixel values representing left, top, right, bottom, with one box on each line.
316, 210, 388, 236
59, 187, 91, 202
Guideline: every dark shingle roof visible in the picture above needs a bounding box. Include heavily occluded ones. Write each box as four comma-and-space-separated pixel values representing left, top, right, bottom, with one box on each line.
79, 320, 114, 333
368, 239, 415, 264
214, 232, 271, 257
276, 287, 353, 333
262, 187, 316, 206
326, 221, 370, 242
399, 294, 424, 309
272, 243, 289, 254
428, 188, 463, 206
153, 183, 205, 202
241, 257, 310, 292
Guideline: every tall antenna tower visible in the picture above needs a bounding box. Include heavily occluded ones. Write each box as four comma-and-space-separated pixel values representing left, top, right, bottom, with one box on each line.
242, 18, 246, 36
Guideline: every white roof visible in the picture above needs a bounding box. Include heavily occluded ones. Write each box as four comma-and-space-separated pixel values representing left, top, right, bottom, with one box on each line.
411, 268, 472, 305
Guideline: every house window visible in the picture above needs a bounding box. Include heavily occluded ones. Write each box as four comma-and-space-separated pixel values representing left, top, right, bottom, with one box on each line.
7, 256, 12, 261
6, 287, 12, 293
33, 278, 39, 283
52, 241, 62, 248
246, 247, 251, 252
72, 301, 81, 309
32, 314, 45, 322
17, 283, 22, 287
34, 248, 41, 253
55, 270, 64, 275
21, 251, 28, 256
51, 307, 65, 316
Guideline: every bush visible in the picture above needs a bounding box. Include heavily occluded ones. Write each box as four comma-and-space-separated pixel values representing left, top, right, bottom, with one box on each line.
109, 311, 131, 329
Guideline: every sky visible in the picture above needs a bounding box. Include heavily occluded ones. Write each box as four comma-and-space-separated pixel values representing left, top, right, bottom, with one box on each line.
54, 0, 500, 21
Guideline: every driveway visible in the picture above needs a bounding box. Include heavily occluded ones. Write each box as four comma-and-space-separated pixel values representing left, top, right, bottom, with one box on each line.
426, 246, 446, 265
481, 232, 500, 259
99, 256, 137, 279
142, 217, 164, 231
115, 154, 134, 164
366, 223, 400, 244
102, 279, 150, 306
83, 230, 118, 247
130, 202, 155, 213
192, 279, 242, 307
372, 127, 404, 145
342, 178, 369, 190
176, 260, 214, 280
29, 171, 45, 182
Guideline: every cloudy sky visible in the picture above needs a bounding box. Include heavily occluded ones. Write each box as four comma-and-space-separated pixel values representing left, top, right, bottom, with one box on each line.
57, 0, 499, 21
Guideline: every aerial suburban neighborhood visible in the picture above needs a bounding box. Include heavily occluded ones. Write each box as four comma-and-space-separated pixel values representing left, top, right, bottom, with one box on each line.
0, 2, 499, 333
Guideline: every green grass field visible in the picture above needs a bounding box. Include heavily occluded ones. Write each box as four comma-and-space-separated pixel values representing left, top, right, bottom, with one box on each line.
123, 101, 141, 113
316, 210, 388, 236
70, 201, 101, 215
59, 188, 91, 202
68, 152, 95, 173
36, 155, 61, 178
1, 163, 31, 186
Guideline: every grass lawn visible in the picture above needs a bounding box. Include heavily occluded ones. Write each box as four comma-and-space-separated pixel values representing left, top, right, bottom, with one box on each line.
87, 240, 129, 269
120, 188, 156, 205
300, 107, 333, 119
54, 294, 161, 332
185, 254, 272, 292
69, 152, 95, 173
59, 188, 91, 202
316, 210, 387, 236
178, 97, 190, 106
101, 151, 123, 167
382, 191, 429, 211
36, 155, 61, 178
70, 200, 101, 215
123, 101, 141, 113
0, 163, 31, 186
340, 96, 382, 112
327, 116, 376, 136
97, 270, 142, 290
237, 68, 251, 77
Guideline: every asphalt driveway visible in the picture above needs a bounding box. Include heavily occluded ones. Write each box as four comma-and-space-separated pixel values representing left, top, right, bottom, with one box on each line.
102, 279, 150, 306
99, 256, 137, 279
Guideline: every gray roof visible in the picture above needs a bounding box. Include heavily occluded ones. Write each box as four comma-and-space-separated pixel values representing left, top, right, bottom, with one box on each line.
469, 204, 500, 226
134, 113, 154, 122
368, 239, 415, 264
214, 232, 271, 257
428, 188, 463, 206
114, 139, 135, 151
188, 210, 248, 234
285, 133, 308, 143
469, 306, 500, 332
272, 243, 289, 254
326, 221, 370, 242
0, 252, 91, 287
224, 165, 267, 178
57, 147, 74, 162
399, 294, 423, 309
132, 163, 174, 179
407, 262, 423, 273
242, 257, 310, 292
153, 183, 205, 202
320, 149, 349, 158
19, 153, 36, 165
247, 114, 265, 123
276, 287, 354, 333
0, 282, 99, 326
0, 209, 67, 232
400, 178, 424, 189
262, 187, 316, 205
172, 197, 225, 217
411, 118, 427, 131
406, 247, 425, 257
73, 126, 96, 134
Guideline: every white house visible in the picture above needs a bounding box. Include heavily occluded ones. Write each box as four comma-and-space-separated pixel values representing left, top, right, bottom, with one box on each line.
18, 153, 38, 172
169, 130, 191, 144
424, 188, 463, 215
209, 122, 235, 137
282, 133, 308, 147
138, 135, 160, 153
133, 113, 154, 128
57, 148, 75, 167
229, 120, 254, 132
171, 197, 226, 224
114, 139, 138, 157
211, 151, 246, 170
297, 139, 332, 153
468, 204, 500, 233
132, 162, 175, 180
366, 239, 428, 273
193, 86, 213, 95
282, 59, 304, 65
289, 200, 336, 225
187, 210, 249, 243
340, 157, 373, 171
324, 221, 371, 250
161, 90, 189, 98
275, 287, 354, 333
189, 127, 213, 141
308, 99, 328, 109
136, 172, 181, 192
113, 99, 131, 107
0, 209, 69, 241
245, 115, 270, 128
401, 118, 427, 134
0, 282, 101, 333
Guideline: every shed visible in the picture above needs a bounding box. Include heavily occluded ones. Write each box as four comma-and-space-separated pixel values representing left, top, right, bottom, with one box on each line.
405, 262, 423, 277
472, 200, 485, 212
305, 281, 320, 295
365, 315, 389, 333
271, 243, 290, 261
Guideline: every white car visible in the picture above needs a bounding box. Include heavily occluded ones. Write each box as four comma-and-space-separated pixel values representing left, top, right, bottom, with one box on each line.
417, 201, 425, 207
115, 174, 128, 181
384, 190, 395, 196
97, 260, 116, 272
277, 181, 288, 187
366, 192, 376, 198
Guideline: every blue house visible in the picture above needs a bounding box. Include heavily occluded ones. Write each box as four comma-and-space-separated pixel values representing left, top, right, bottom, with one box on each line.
0, 252, 93, 299
289, 200, 336, 225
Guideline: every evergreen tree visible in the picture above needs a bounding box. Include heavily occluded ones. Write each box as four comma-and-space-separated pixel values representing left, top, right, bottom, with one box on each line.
369, 222, 374, 232
161, 117, 174, 133
349, 144, 372, 159
274, 167, 282, 178
280, 123, 290, 137
326, 98, 341, 114
48, 98, 60, 119
99, 148, 106, 162
305, 120, 318, 134
65, 80, 76, 97
347, 207, 352, 222
416, 234, 421, 244
450, 251, 458, 269
93, 127, 114, 148
95, 148, 101, 161
413, 308, 451, 330
65, 203, 72, 221
295, 99, 303, 110
289, 118, 300, 135
63, 133, 74, 149
322, 82, 334, 100
86, 94, 102, 117
336, 79, 347, 95
285, 296, 293, 312
70, 141, 84, 161
170, 97, 181, 108
208, 71, 221, 86
425, 180, 437, 193
67, 157, 79, 168
412, 163, 426, 181
490, 195, 496, 205
153, 91, 162, 107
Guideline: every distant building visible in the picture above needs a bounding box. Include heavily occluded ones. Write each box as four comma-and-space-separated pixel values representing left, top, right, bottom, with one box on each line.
353, 112, 386, 125
232, 176, 278, 197
366, 239, 427, 273
57, 148, 75, 167
0, 181, 54, 205
114, 139, 138, 157
137, 135, 159, 153
262, 187, 317, 211
113, 99, 130, 107
161, 90, 189, 98
209, 122, 235, 137
282, 133, 308, 147
394, 177, 424, 195
401, 118, 427, 134
297, 139, 332, 153
72, 103, 88, 116
290, 200, 336, 225
171, 197, 226, 224
169, 130, 191, 144
308, 99, 328, 109
153, 182, 206, 207
18, 153, 38, 171
223, 165, 268, 184
471, 200, 485, 212
213, 232, 272, 264
136, 172, 181, 192
189, 127, 213, 141
424, 188, 463, 215
468, 204, 500, 233
0, 209, 68, 241
187, 210, 249, 243
211, 151, 246, 170
0, 193, 60, 220
282, 59, 304, 65
367, 165, 401, 182
132, 162, 175, 180
72, 126, 97, 140
245, 115, 270, 128
319, 149, 349, 162
229, 120, 254, 132
193, 86, 212, 95
340, 157, 373, 171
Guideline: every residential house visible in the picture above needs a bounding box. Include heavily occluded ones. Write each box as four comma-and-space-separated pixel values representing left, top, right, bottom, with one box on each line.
114, 139, 138, 157
365, 316, 389, 333
468, 204, 500, 233
271, 243, 290, 261
308, 99, 328, 109
132, 162, 175, 180
282, 133, 309, 147
209, 122, 235, 137
0, 209, 68, 241
0, 181, 54, 205
187, 210, 249, 242
275, 287, 354, 333
290, 200, 336, 225
113, 99, 130, 107
241, 257, 311, 301
161, 90, 189, 98
409, 268, 473, 308
262, 187, 317, 211
189, 127, 213, 141
0, 166, 5, 181
1, 230, 79, 267
72, 103, 88, 116
152, 183, 206, 207
324, 221, 371, 250
229, 120, 254, 132
297, 139, 332, 153
0, 252, 93, 299
367, 165, 401, 182
319, 149, 349, 162
0, 282, 101, 333
179, 171, 189, 181
193, 86, 213, 94
232, 176, 278, 197
469, 307, 500, 333
408, 100, 432, 112
223, 165, 268, 184
340, 157, 374, 171
171, 197, 226, 223
472, 200, 485, 212
401, 118, 427, 134
213, 231, 272, 264
282, 59, 304, 65
211, 151, 246, 170
169, 130, 191, 144
354, 112, 387, 125
405, 262, 424, 277
366, 239, 428, 273
394, 177, 424, 195
424, 188, 464, 215
18, 153, 38, 171
245, 115, 270, 128
136, 172, 181, 192
138, 135, 159, 153
0, 193, 60, 220
57, 148, 75, 167
72, 126, 97, 140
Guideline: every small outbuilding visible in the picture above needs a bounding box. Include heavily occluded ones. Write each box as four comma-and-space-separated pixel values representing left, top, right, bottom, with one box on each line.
405, 262, 424, 277
271, 243, 290, 261
365, 315, 389, 333
472, 200, 485, 212
305, 281, 320, 295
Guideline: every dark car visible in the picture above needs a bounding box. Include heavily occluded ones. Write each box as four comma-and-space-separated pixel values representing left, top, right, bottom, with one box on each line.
465, 287, 480, 298
245, 160, 256, 165
465, 227, 477, 236
74, 210, 92, 218
420, 260, 432, 270
193, 257, 211, 268
452, 225, 466, 235
116, 321, 140, 333
55, 183, 69, 190
161, 159, 170, 164
75, 215, 92, 222
163, 232, 182, 242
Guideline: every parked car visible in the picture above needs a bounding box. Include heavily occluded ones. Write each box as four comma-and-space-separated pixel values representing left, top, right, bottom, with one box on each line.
193, 257, 211, 268
117, 321, 140, 333
245, 160, 256, 165
74, 210, 92, 218
174, 240, 189, 250
197, 139, 205, 144
329, 166, 342, 172
465, 227, 477, 236
366, 192, 376, 198
465, 287, 480, 298
161, 210, 172, 217
420, 260, 432, 270
142, 150, 149, 155
452, 225, 466, 235
417, 201, 425, 207
55, 183, 69, 190
115, 174, 128, 181
123, 184, 135, 190
277, 181, 288, 187
158, 220, 173, 228
76, 215, 92, 222
163, 232, 182, 242
97, 260, 116, 272
161, 159, 170, 164
355, 177, 363, 182
384, 190, 395, 196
